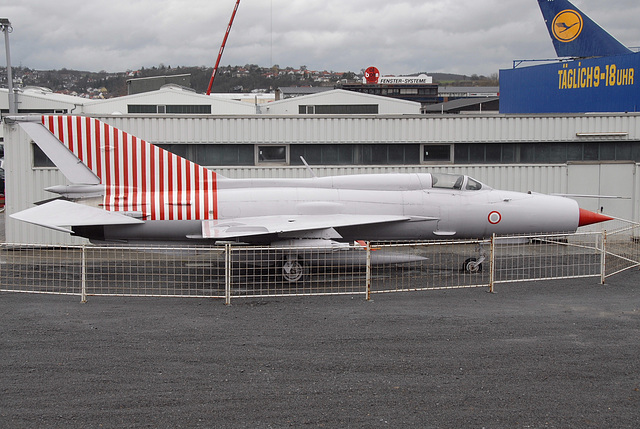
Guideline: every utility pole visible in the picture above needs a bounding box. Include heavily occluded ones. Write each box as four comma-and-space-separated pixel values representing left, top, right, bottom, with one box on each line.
1, 18, 16, 114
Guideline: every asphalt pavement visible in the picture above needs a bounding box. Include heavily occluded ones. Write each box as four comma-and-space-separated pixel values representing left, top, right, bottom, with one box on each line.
1, 270, 639, 428
1, 212, 639, 427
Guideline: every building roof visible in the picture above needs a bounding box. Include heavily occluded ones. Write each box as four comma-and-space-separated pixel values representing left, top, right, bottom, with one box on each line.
438, 86, 500, 97
82, 85, 257, 115
0, 86, 87, 106
424, 97, 500, 113
276, 87, 334, 99
262, 89, 421, 115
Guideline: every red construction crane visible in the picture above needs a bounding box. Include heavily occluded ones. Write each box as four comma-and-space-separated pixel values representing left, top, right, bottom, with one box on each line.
206, 0, 241, 95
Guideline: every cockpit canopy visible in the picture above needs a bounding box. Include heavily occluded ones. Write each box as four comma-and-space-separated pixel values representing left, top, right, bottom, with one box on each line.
430, 173, 485, 191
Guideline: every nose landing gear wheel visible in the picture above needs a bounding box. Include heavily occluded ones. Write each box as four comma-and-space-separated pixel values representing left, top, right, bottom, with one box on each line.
462, 257, 483, 273
282, 259, 305, 282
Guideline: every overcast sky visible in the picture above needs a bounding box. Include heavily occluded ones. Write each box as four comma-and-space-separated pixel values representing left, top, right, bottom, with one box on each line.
3, 0, 639, 76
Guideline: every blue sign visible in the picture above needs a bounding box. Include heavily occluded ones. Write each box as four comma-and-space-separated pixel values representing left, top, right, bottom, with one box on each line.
499, 52, 640, 114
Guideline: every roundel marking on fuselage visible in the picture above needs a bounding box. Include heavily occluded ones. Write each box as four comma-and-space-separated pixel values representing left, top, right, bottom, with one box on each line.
488, 211, 502, 225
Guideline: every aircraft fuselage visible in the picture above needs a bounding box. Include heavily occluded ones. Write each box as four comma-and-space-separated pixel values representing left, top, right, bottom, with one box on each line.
80, 173, 582, 244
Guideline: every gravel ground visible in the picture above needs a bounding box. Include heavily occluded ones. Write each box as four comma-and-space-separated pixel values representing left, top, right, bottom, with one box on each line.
1, 271, 639, 428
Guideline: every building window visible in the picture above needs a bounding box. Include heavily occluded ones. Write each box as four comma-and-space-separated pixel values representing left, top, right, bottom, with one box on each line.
155, 141, 640, 167
422, 144, 452, 163
166, 105, 212, 114
291, 144, 354, 165
299, 104, 379, 114
200, 145, 253, 165
32, 143, 55, 168
128, 105, 157, 114
257, 145, 288, 164
453, 141, 640, 164
159, 144, 253, 166
291, 144, 420, 165
157, 144, 191, 160
361, 144, 420, 165
128, 105, 212, 114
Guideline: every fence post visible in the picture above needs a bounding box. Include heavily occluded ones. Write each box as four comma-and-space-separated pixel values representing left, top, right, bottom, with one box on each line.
489, 234, 495, 293
365, 241, 371, 301
81, 245, 87, 303
600, 230, 607, 284
225, 243, 231, 305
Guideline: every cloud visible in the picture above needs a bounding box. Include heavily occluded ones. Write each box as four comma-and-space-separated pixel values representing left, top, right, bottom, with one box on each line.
3, 0, 637, 75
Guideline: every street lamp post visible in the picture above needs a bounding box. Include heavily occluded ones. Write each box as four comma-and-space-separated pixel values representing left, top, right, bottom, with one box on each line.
0, 18, 16, 114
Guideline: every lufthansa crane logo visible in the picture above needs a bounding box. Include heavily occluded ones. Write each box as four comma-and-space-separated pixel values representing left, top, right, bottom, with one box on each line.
552, 9, 583, 43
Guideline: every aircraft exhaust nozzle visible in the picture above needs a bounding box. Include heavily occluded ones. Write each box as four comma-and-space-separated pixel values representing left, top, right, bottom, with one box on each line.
578, 208, 613, 227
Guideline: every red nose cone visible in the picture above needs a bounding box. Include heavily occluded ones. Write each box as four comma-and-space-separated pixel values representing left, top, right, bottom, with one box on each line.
578, 208, 613, 227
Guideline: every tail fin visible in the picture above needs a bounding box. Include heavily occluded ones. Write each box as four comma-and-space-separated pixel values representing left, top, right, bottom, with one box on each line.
537, 0, 631, 57
29, 116, 219, 221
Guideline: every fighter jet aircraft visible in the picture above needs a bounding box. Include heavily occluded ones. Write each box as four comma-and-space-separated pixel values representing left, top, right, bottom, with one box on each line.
10, 115, 611, 279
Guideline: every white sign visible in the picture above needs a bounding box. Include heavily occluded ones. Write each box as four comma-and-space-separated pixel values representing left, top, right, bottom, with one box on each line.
378, 74, 433, 84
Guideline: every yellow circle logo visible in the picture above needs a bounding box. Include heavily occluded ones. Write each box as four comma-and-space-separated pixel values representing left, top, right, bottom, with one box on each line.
552, 9, 583, 43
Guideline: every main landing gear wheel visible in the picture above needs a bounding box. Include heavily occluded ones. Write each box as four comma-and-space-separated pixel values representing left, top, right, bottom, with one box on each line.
462, 257, 483, 273
282, 259, 305, 282
461, 243, 487, 273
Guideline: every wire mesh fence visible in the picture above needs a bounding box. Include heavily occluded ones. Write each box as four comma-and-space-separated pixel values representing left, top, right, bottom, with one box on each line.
492, 232, 604, 284
83, 246, 227, 298
369, 240, 491, 294
0, 244, 228, 299
1, 226, 639, 303
0, 245, 84, 296
228, 245, 368, 298
604, 224, 640, 277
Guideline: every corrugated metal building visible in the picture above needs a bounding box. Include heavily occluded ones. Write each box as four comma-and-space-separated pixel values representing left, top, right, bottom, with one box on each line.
83, 85, 257, 115
258, 89, 420, 115
4, 113, 640, 244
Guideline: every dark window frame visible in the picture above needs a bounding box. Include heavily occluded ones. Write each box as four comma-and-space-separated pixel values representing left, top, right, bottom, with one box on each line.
298, 104, 379, 114
452, 141, 640, 164
256, 145, 289, 165
128, 105, 212, 114
421, 144, 453, 164
32, 143, 56, 168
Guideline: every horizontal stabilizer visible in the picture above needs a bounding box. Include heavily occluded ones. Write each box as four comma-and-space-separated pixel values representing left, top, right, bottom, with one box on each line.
11, 200, 144, 232
201, 214, 435, 239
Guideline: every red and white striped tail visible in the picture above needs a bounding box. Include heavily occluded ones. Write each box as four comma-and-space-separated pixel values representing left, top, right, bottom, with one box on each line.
42, 115, 218, 221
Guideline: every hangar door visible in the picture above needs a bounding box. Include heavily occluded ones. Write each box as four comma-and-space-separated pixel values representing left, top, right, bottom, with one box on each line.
567, 162, 636, 222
